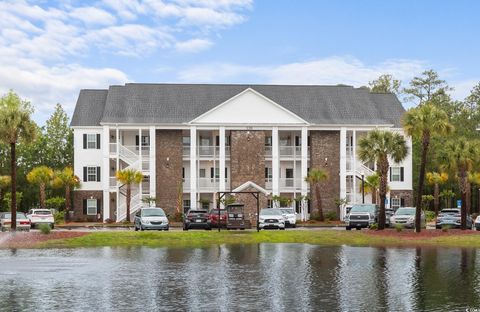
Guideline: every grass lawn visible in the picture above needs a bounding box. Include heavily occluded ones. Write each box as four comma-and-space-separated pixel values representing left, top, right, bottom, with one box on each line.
36, 229, 480, 249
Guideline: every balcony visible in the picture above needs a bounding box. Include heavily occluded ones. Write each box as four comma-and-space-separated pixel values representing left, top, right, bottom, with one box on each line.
183, 178, 230, 192
109, 143, 150, 157
265, 146, 310, 158
279, 178, 302, 190
182, 146, 231, 158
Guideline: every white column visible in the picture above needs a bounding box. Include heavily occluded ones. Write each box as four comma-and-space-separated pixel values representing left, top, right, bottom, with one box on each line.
138, 128, 142, 199
352, 130, 357, 204
272, 127, 280, 196
102, 126, 110, 221
115, 127, 120, 222
301, 127, 308, 221
149, 126, 156, 199
339, 127, 347, 220
219, 127, 226, 207
190, 126, 197, 209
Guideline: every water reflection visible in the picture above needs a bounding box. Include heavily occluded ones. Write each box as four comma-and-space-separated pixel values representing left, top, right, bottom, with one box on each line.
0, 245, 480, 311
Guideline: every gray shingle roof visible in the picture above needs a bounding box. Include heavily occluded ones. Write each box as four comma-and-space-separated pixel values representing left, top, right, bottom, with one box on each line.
70, 89, 108, 127
71, 83, 405, 127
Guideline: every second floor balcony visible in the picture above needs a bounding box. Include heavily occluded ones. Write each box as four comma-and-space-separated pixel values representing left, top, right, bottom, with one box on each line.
265, 146, 310, 158
182, 146, 231, 158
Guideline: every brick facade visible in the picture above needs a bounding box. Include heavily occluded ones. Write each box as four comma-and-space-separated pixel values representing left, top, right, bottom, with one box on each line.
73, 190, 103, 222
155, 130, 183, 215
309, 130, 340, 216
390, 190, 414, 207
230, 130, 267, 221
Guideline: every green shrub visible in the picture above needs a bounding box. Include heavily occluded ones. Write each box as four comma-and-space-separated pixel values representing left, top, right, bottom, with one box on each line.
394, 223, 404, 232
369, 223, 378, 230
104, 218, 115, 224
38, 223, 51, 234
54, 211, 65, 224
309, 212, 322, 221
442, 224, 452, 232
325, 211, 337, 221
425, 210, 435, 222
45, 197, 66, 211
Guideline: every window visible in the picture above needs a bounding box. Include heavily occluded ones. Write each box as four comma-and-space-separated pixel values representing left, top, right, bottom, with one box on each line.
295, 200, 301, 213
199, 169, 206, 178
265, 136, 272, 147
183, 200, 191, 213
267, 200, 273, 208
265, 167, 272, 181
83, 134, 100, 149
210, 168, 220, 179
183, 136, 190, 146
83, 166, 100, 182
86, 199, 97, 215
136, 135, 150, 147
182, 167, 185, 179
390, 167, 404, 182
391, 198, 401, 209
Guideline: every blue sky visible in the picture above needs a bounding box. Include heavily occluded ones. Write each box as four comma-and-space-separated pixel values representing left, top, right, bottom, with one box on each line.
1, 0, 479, 124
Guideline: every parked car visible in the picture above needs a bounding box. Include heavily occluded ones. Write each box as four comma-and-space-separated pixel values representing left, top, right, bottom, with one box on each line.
474, 215, 480, 231
208, 209, 227, 228
279, 208, 297, 228
390, 207, 425, 229
259, 208, 285, 230
345, 204, 378, 230
1, 212, 31, 232
27, 209, 55, 229
184, 209, 212, 231
436, 208, 473, 229
134, 207, 169, 231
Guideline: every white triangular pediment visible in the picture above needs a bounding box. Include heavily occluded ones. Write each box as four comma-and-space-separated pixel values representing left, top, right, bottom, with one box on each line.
190, 88, 308, 125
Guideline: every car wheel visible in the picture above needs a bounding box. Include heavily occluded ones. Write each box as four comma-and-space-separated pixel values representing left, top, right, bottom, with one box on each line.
165, 227, 169, 231
356, 227, 361, 230
140, 225, 145, 231
346, 226, 351, 231
134, 224, 139, 231
206, 227, 212, 231
31, 223, 35, 229
280, 227, 285, 230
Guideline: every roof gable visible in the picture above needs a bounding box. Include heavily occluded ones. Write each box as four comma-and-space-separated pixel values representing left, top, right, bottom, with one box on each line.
190, 88, 308, 125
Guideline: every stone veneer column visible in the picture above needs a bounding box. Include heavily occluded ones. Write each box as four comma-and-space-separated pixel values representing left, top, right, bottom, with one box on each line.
309, 130, 340, 216
190, 126, 197, 210
272, 127, 279, 196
230, 130, 267, 222
339, 127, 347, 220
149, 126, 156, 198
155, 130, 183, 215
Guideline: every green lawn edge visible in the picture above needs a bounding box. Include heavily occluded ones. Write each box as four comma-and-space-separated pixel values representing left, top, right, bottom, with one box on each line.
36, 230, 480, 249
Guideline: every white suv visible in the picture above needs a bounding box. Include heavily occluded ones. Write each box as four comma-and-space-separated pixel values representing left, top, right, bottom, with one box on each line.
279, 208, 297, 228
27, 209, 55, 229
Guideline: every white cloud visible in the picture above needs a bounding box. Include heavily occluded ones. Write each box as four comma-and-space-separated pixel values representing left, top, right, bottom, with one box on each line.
69, 7, 117, 26
177, 56, 427, 86
175, 38, 213, 53
451, 79, 480, 101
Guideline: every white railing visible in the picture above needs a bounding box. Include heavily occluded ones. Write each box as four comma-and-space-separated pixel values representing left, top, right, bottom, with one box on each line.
265, 179, 272, 189
183, 146, 190, 157
182, 178, 230, 191
109, 143, 117, 154
279, 178, 301, 189
116, 192, 142, 222
265, 146, 272, 157
119, 144, 139, 165
198, 146, 215, 157
183, 146, 231, 158
109, 177, 117, 188
183, 178, 190, 191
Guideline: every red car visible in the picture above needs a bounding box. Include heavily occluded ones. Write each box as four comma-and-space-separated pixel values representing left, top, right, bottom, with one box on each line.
208, 209, 227, 228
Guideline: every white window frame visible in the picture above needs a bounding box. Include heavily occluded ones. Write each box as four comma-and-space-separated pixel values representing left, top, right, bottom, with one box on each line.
87, 167, 97, 182
391, 167, 402, 182
265, 167, 272, 181
199, 168, 206, 178
86, 134, 97, 149
391, 198, 401, 209
86, 199, 97, 215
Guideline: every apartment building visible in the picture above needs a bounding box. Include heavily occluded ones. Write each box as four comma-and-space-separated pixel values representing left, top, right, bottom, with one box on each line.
70, 83, 412, 222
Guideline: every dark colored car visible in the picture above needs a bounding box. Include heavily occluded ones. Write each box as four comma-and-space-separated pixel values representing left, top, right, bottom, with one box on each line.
436, 208, 473, 229
184, 209, 212, 231
208, 209, 227, 228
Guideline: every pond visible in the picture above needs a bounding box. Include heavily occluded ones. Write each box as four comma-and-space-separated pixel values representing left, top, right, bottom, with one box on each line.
0, 244, 479, 311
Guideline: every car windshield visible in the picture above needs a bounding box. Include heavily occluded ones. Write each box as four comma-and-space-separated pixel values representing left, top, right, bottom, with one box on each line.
349, 205, 376, 213
260, 209, 282, 216
441, 209, 460, 214
142, 209, 165, 217
280, 208, 294, 214
33, 210, 52, 215
1, 213, 27, 219
395, 208, 416, 216
209, 209, 226, 214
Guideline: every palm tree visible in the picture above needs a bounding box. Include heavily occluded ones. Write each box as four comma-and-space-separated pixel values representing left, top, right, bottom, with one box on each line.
357, 130, 408, 230
438, 138, 478, 230
440, 189, 455, 208
402, 103, 452, 232
27, 166, 54, 209
304, 169, 329, 221
0, 91, 36, 230
362, 173, 391, 205
0, 175, 11, 211
52, 167, 80, 222
116, 168, 143, 222
426, 172, 448, 216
